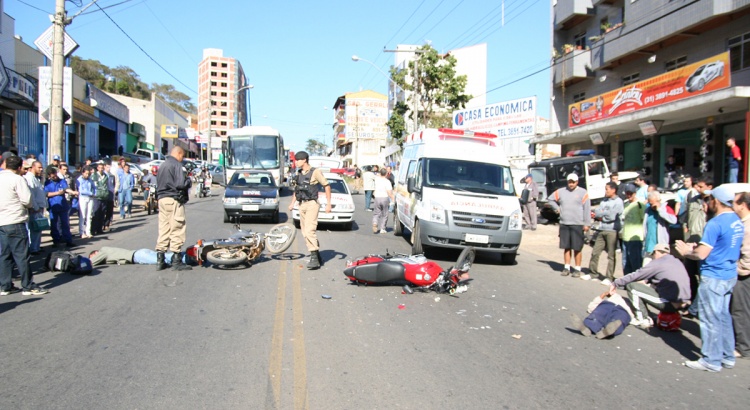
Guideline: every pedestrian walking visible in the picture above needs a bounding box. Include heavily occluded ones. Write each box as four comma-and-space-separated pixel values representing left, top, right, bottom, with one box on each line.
287, 151, 331, 269
155, 146, 193, 271
547, 173, 591, 277
372, 168, 394, 234
676, 184, 744, 372
0, 155, 48, 296
23, 159, 46, 253
586, 182, 623, 285
521, 174, 539, 230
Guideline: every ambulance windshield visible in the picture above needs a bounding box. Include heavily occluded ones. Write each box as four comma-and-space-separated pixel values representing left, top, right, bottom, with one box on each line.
424, 158, 515, 195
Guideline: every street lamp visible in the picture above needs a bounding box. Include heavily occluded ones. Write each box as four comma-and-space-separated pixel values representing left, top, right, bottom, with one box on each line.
235, 84, 254, 126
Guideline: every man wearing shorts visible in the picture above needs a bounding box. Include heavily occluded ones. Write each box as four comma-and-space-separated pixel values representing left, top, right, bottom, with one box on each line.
547, 173, 591, 277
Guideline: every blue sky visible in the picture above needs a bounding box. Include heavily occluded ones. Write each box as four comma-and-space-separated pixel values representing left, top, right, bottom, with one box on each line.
7, 0, 551, 152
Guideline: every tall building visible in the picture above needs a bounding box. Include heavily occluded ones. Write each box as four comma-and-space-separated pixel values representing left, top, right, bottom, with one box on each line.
198, 48, 249, 160
535, 1, 750, 186
332, 90, 389, 167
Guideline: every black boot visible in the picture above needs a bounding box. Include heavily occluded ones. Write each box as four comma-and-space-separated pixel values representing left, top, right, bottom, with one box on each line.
171, 252, 192, 271
156, 252, 168, 271
307, 250, 321, 270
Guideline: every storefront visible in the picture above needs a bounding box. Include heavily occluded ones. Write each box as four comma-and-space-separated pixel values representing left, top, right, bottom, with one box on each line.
0, 68, 42, 157
88, 86, 129, 159
533, 52, 750, 187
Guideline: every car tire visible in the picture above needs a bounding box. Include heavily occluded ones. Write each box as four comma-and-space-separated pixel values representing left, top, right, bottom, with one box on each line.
271, 210, 280, 224
411, 219, 425, 255
394, 217, 403, 236
343, 221, 353, 231
223, 212, 230, 223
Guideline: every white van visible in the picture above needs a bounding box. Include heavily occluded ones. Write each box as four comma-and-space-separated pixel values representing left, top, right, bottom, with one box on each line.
393, 128, 522, 264
134, 149, 166, 162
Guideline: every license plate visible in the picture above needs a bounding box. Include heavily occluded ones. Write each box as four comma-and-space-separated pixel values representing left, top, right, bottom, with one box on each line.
465, 233, 489, 244
242, 205, 259, 211
318, 213, 333, 220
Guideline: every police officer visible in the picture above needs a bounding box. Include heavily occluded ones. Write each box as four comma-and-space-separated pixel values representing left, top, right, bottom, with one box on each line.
155, 146, 192, 271
288, 151, 331, 269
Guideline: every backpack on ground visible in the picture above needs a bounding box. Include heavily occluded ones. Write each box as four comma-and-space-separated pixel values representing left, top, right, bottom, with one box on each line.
45, 251, 93, 274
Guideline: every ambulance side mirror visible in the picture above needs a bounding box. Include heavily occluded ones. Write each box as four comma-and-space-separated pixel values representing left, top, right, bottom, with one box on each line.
407, 176, 420, 194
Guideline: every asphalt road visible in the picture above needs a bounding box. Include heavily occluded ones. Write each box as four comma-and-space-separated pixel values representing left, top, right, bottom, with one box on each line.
1, 188, 748, 409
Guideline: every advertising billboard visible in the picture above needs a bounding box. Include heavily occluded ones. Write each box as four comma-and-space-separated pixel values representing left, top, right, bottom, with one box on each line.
453, 96, 537, 138
568, 52, 731, 128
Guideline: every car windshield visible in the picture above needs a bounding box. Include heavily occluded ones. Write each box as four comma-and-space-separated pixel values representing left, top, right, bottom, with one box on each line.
424, 158, 515, 195
229, 172, 277, 187
328, 179, 348, 194
694, 66, 704, 75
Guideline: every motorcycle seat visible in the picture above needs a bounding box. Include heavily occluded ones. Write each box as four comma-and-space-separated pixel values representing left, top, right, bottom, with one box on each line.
345, 261, 406, 285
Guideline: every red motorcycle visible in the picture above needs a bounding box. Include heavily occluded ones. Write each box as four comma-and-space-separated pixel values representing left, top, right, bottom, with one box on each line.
343, 247, 474, 295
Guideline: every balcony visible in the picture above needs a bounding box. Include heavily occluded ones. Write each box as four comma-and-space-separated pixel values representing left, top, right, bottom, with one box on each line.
553, 48, 593, 87
555, 0, 594, 30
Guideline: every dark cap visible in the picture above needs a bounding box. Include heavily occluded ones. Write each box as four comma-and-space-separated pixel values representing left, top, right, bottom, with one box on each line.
1, 151, 13, 162
294, 151, 309, 161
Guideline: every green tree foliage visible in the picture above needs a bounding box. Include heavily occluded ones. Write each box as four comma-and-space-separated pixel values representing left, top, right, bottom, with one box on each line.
71, 56, 197, 114
305, 139, 328, 156
388, 44, 472, 147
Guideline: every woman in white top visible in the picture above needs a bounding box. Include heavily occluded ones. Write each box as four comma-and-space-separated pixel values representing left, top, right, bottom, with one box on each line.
372, 168, 394, 234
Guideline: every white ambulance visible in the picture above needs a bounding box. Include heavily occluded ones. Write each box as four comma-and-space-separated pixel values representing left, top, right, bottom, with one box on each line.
393, 128, 522, 264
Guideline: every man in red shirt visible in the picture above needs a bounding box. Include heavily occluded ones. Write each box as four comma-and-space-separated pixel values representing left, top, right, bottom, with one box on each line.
727, 137, 742, 183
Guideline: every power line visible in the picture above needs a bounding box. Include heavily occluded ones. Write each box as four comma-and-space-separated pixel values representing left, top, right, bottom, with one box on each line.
462, 0, 541, 47
401, 0, 447, 44
143, 2, 197, 64
415, 0, 467, 47
93, 2, 197, 95
444, 0, 515, 50
14, 0, 50, 14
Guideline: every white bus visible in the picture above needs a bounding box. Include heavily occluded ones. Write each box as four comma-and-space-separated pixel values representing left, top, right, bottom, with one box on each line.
224, 126, 285, 188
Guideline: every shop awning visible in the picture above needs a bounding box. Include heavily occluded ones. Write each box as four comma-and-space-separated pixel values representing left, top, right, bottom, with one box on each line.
532, 86, 750, 145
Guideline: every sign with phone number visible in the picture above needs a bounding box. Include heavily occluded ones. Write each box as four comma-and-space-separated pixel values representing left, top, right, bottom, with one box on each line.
568, 51, 731, 128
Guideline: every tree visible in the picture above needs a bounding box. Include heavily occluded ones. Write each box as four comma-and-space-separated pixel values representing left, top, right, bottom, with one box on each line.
305, 139, 328, 156
151, 83, 196, 114
388, 44, 472, 147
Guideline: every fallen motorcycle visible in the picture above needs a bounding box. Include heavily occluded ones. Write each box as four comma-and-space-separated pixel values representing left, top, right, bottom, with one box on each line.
343, 247, 475, 295
194, 222, 296, 267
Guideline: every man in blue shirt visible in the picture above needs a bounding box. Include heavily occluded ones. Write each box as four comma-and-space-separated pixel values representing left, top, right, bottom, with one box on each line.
44, 167, 76, 246
117, 164, 135, 219
676, 184, 744, 372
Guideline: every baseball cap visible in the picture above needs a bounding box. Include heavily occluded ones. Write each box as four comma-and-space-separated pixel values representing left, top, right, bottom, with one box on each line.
652, 243, 670, 254
525, 174, 532, 179
567, 173, 579, 182
705, 184, 735, 207
294, 151, 309, 160
52, 155, 61, 160
23, 158, 34, 169
1, 151, 13, 162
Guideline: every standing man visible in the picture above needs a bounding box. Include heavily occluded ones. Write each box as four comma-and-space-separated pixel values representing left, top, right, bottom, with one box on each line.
642, 191, 677, 265
363, 165, 378, 211
620, 184, 645, 274
547, 173, 591, 277
635, 174, 649, 203
103, 161, 115, 231
23, 160, 46, 254
44, 167, 75, 247
118, 164, 135, 219
77, 166, 95, 239
372, 168, 394, 234
0, 156, 48, 295
684, 176, 713, 307
155, 146, 192, 271
287, 151, 331, 270
385, 165, 395, 188
674, 175, 696, 230
91, 162, 109, 236
521, 174, 539, 231
727, 137, 742, 183
732, 191, 750, 360
586, 182, 624, 285
676, 184, 744, 372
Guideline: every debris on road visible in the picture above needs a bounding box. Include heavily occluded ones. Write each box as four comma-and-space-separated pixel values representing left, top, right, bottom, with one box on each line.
321, 294, 332, 299
512, 334, 522, 339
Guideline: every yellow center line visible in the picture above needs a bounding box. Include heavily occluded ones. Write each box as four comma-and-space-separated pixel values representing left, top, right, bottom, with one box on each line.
292, 254, 309, 409
268, 253, 287, 409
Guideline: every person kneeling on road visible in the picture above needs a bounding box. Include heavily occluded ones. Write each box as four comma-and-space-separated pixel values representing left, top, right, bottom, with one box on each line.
89, 246, 196, 266
605, 243, 692, 328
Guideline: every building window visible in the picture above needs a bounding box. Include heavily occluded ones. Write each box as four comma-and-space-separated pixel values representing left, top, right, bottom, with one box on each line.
221, 121, 227, 126
211, 101, 217, 106
211, 120, 216, 126
622, 73, 640, 86
574, 32, 586, 49
729, 32, 750, 72
211, 62, 217, 67
210, 71, 217, 76
573, 92, 586, 102
221, 63, 227, 68
221, 111, 227, 117
221, 92, 227, 97
220, 131, 226, 136
221, 82, 227, 87
221, 73, 228, 78
665, 56, 687, 72
210, 91, 216, 96
210, 81, 217, 87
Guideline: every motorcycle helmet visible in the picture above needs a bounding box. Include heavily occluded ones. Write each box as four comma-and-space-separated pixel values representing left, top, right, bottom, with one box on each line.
151, 165, 158, 175
656, 312, 682, 332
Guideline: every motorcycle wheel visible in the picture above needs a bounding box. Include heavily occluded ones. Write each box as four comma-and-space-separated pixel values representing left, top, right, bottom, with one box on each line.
206, 249, 249, 266
455, 247, 476, 272
265, 223, 297, 254
147, 200, 153, 215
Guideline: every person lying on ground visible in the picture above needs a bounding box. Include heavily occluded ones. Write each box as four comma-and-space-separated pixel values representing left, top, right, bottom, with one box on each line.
89, 246, 196, 266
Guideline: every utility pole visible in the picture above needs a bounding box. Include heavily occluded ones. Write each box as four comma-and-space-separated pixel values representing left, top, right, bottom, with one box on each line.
49, 0, 67, 159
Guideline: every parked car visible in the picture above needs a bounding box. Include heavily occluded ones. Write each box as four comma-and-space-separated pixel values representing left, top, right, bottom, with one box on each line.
143, 160, 164, 173
686, 61, 724, 92
210, 165, 226, 186
291, 171, 354, 230
222, 170, 280, 223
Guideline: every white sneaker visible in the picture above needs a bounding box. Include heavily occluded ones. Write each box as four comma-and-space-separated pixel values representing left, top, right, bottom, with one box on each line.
379, 229, 387, 234
601, 279, 612, 286
580, 274, 591, 281
631, 317, 653, 329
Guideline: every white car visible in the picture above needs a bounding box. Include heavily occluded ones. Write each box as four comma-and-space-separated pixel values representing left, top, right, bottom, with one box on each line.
685, 61, 724, 92
291, 172, 355, 230
142, 160, 165, 172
